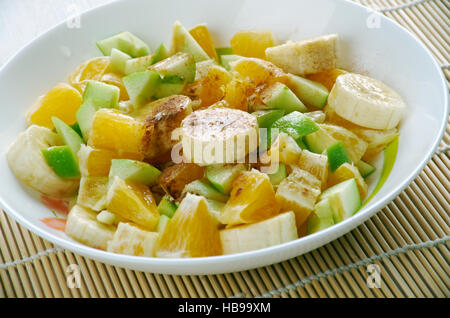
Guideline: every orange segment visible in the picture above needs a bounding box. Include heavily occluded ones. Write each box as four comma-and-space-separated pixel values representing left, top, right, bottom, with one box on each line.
189, 24, 219, 60
219, 169, 280, 227
230, 30, 276, 60
197, 66, 232, 107
306, 68, 348, 91
26, 83, 82, 129
231, 57, 288, 86
78, 145, 142, 177
101, 72, 129, 101
88, 108, 145, 157
155, 194, 222, 257
223, 77, 254, 111
68, 57, 110, 92
106, 177, 160, 230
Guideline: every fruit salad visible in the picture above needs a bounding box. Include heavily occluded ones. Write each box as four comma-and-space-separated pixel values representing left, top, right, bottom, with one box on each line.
6, 22, 405, 258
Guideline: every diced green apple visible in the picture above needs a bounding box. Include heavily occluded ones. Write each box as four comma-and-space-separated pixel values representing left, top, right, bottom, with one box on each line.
96, 31, 150, 57
287, 74, 329, 109
205, 164, 247, 195
149, 52, 196, 83
306, 198, 335, 234
171, 21, 209, 62
157, 214, 171, 232
261, 82, 307, 113
122, 70, 161, 107
303, 128, 337, 154
220, 54, 242, 71
76, 102, 98, 142
124, 55, 155, 75
152, 43, 170, 64
268, 163, 287, 186
356, 160, 376, 178
327, 141, 351, 172
252, 109, 285, 129
70, 122, 83, 138
321, 178, 362, 222
42, 145, 80, 178
110, 48, 131, 74
215, 47, 234, 56
109, 159, 161, 186
153, 75, 186, 99
82, 80, 120, 109
182, 180, 229, 203
157, 195, 178, 218
51, 117, 84, 155
272, 111, 319, 140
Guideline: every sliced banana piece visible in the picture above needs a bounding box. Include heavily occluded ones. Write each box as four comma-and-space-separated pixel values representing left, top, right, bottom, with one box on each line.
328, 73, 406, 130
265, 34, 338, 76
65, 205, 116, 250
220, 212, 298, 254
181, 108, 258, 165
6, 125, 79, 198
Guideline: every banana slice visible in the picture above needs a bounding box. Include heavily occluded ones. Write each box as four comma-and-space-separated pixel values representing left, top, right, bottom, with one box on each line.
6, 125, 79, 198
181, 108, 258, 165
220, 212, 298, 254
65, 205, 116, 250
328, 73, 406, 130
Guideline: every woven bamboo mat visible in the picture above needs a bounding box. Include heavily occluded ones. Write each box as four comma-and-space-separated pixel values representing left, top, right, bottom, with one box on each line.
0, 0, 449, 298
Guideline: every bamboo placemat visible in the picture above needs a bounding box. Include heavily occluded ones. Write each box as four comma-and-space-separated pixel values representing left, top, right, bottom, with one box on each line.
0, 0, 449, 298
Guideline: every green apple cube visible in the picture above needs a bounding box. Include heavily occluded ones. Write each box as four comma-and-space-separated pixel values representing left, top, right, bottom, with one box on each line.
152, 43, 170, 64
183, 180, 229, 203
110, 48, 131, 74
171, 21, 209, 62
205, 164, 246, 195
109, 159, 161, 186
306, 198, 335, 234
268, 163, 287, 186
261, 82, 307, 113
76, 102, 98, 142
51, 117, 84, 155
96, 31, 150, 57
357, 160, 376, 178
82, 80, 120, 109
252, 109, 285, 129
157, 195, 178, 218
327, 141, 351, 172
149, 52, 196, 83
215, 47, 234, 56
287, 74, 329, 109
154, 75, 186, 99
272, 111, 319, 140
122, 70, 161, 107
296, 137, 308, 149
303, 128, 337, 154
157, 214, 171, 232
220, 55, 242, 71
321, 178, 361, 222
124, 55, 155, 75
42, 145, 80, 178
70, 122, 83, 138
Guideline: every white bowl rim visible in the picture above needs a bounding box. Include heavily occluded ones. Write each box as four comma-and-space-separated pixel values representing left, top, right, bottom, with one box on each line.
0, 0, 448, 275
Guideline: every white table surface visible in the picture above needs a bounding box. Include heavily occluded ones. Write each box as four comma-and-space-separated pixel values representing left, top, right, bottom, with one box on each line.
0, 0, 115, 66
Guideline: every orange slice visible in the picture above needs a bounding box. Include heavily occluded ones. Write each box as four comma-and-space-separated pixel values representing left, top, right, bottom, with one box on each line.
219, 169, 280, 227
231, 57, 288, 86
230, 30, 276, 60
26, 83, 82, 129
189, 24, 219, 60
306, 68, 348, 91
88, 108, 145, 158
155, 194, 222, 257
68, 57, 110, 92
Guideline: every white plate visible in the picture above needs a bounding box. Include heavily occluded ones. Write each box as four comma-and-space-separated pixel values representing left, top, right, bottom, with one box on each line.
0, 0, 447, 275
